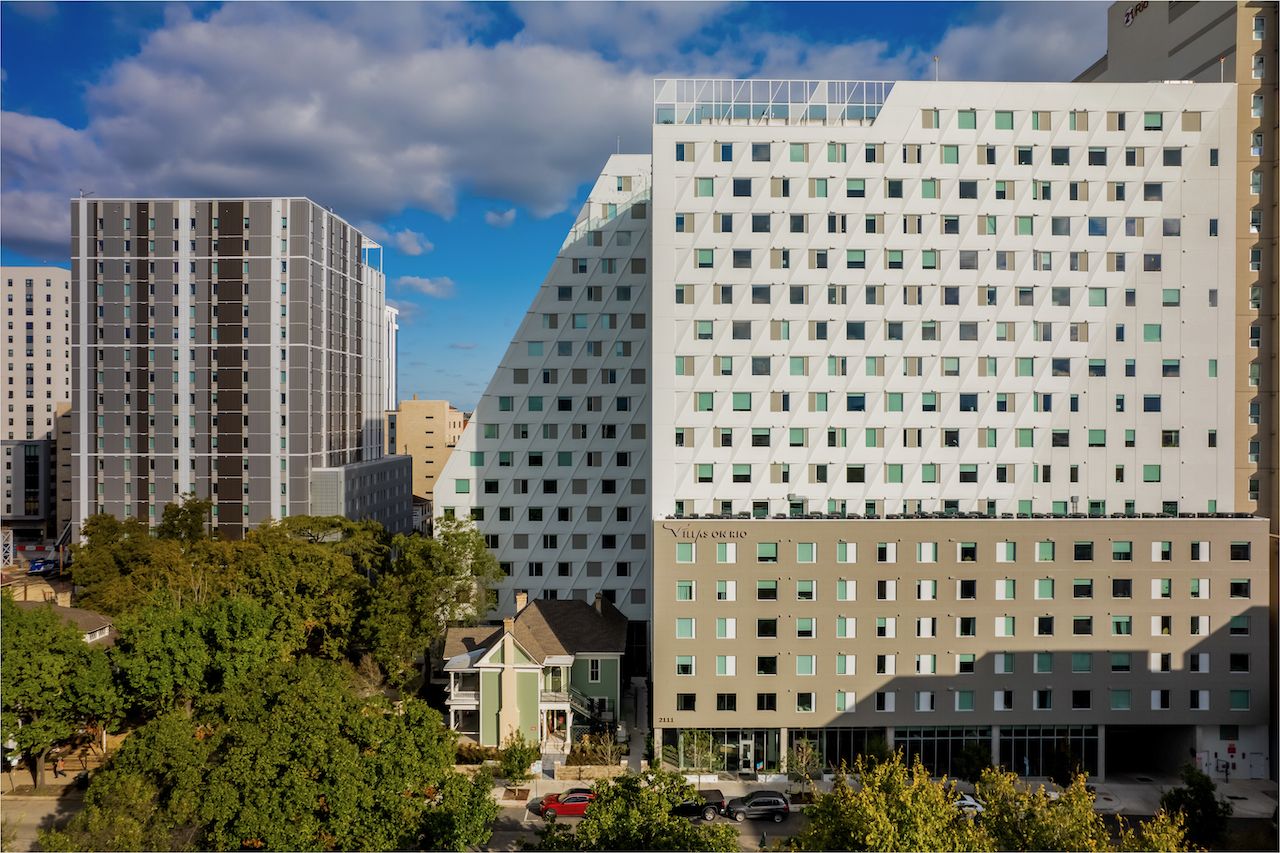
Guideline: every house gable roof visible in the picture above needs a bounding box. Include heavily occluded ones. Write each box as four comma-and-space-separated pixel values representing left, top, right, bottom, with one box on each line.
443, 595, 627, 665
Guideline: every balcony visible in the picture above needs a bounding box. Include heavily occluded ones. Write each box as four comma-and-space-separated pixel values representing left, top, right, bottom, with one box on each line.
446, 690, 479, 706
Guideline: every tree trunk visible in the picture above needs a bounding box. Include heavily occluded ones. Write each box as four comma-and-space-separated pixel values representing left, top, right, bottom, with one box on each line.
31, 748, 49, 789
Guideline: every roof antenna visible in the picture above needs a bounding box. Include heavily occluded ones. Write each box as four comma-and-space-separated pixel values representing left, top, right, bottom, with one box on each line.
1219, 55, 1225, 82
933, 55, 940, 82
616, 135, 621, 154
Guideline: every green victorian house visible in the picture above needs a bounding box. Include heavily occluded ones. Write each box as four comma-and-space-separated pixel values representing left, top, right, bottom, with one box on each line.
441, 591, 627, 749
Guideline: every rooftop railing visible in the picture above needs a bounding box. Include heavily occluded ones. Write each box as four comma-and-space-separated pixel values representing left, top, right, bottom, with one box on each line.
654, 78, 895, 126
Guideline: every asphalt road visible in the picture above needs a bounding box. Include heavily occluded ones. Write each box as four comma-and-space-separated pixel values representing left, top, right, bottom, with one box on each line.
1, 791, 84, 851
484, 805, 808, 851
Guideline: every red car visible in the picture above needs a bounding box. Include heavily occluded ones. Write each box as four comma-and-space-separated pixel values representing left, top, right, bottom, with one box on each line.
535, 791, 595, 819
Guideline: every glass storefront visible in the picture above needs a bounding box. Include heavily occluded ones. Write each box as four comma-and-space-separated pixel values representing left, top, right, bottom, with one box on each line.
662, 728, 782, 772
894, 726, 993, 777
787, 727, 887, 773
998, 725, 1099, 778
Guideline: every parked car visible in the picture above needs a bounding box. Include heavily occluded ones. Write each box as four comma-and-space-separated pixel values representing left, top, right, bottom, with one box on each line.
725, 790, 790, 822
534, 791, 595, 819
26, 557, 65, 576
955, 793, 985, 816
671, 788, 726, 821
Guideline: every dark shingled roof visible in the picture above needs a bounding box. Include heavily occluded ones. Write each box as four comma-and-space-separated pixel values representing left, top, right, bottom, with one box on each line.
443, 596, 627, 664
13, 601, 113, 639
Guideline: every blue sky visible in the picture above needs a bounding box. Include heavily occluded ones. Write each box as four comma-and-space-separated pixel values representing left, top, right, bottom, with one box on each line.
0, 0, 1106, 408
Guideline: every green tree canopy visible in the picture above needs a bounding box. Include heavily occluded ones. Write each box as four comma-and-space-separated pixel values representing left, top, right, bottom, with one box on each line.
974, 769, 1112, 852
789, 751, 989, 852
110, 594, 293, 717
361, 516, 502, 686
0, 595, 124, 788
233, 522, 370, 658
43, 657, 493, 852
793, 756, 1190, 853
1159, 764, 1231, 849
534, 770, 739, 852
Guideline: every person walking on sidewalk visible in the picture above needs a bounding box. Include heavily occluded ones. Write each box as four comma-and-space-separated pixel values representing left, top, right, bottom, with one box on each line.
53, 756, 66, 778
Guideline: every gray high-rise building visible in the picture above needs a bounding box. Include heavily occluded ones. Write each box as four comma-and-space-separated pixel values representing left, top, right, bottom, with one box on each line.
70, 197, 411, 538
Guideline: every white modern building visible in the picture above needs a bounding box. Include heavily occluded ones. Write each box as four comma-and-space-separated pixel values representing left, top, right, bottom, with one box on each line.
651, 79, 1236, 519
70, 198, 411, 538
384, 303, 399, 412
436, 156, 654, 664
438, 77, 1270, 778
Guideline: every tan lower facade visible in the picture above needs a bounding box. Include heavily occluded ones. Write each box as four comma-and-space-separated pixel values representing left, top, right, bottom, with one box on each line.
388, 397, 466, 500
653, 515, 1270, 779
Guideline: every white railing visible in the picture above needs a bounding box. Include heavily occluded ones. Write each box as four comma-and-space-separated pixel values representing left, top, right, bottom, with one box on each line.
446, 690, 479, 704
654, 78, 895, 126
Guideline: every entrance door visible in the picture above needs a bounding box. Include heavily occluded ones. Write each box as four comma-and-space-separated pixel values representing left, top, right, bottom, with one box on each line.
740, 736, 755, 773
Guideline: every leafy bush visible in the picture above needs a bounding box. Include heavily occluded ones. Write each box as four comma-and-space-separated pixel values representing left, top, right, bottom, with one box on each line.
454, 742, 499, 765
565, 733, 623, 766
499, 730, 540, 785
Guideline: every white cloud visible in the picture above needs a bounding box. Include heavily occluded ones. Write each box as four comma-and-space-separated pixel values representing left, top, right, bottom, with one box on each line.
484, 208, 517, 228
930, 2, 1108, 82
396, 275, 456, 299
1, 2, 1107, 258
392, 229, 432, 255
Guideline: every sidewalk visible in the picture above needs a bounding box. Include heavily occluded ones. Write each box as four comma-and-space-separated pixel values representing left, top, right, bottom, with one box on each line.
2, 748, 102, 799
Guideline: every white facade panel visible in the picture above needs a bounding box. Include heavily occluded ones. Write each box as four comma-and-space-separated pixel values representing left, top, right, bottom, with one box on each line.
650, 81, 1237, 519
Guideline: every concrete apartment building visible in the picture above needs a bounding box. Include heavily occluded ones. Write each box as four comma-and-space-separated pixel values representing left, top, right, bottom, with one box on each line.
391, 396, 468, 500
439, 75, 1270, 778
2, 267, 72, 542
646, 78, 1269, 780
70, 197, 411, 538
1077, 0, 1279, 780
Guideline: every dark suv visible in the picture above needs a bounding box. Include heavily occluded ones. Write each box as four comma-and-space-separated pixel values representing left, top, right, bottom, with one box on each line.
725, 790, 790, 822
671, 789, 726, 821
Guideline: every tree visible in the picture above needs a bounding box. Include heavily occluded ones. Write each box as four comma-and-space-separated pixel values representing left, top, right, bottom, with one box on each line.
39, 768, 190, 852
110, 595, 291, 718
499, 730, 540, 786
678, 728, 716, 771
534, 770, 739, 851
420, 768, 499, 851
71, 507, 240, 617
974, 768, 1190, 853
276, 514, 390, 582
0, 595, 124, 789
1117, 810, 1192, 852
975, 769, 1112, 852
788, 751, 989, 852
234, 522, 369, 658
361, 517, 502, 687
154, 495, 212, 545
1159, 764, 1232, 849
786, 738, 823, 792
567, 732, 625, 767
46, 658, 477, 852
69, 514, 176, 616
111, 603, 212, 717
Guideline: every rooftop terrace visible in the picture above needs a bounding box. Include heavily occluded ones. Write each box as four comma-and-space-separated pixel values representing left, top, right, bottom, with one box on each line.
654, 78, 895, 126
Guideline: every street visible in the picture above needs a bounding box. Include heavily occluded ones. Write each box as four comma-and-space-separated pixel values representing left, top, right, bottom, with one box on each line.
483, 804, 809, 851
1, 791, 83, 852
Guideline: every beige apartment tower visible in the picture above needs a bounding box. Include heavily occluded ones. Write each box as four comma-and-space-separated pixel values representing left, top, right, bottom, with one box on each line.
2, 267, 72, 541
392, 396, 466, 500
